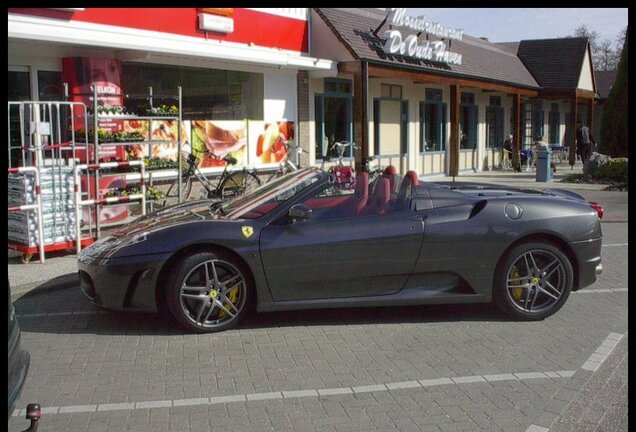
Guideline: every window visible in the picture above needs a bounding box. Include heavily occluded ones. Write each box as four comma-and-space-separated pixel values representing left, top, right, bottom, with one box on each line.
531, 100, 545, 141
425, 88, 443, 102
315, 78, 353, 159
460, 93, 477, 149
381, 84, 402, 99
324, 78, 352, 95
8, 71, 32, 168
420, 91, 446, 152
486, 96, 504, 148
8, 71, 30, 101
37, 71, 63, 101
461, 92, 475, 104
122, 63, 264, 120
549, 105, 560, 144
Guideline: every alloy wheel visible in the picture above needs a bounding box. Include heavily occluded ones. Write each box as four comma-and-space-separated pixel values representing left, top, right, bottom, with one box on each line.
178, 258, 246, 329
505, 249, 567, 314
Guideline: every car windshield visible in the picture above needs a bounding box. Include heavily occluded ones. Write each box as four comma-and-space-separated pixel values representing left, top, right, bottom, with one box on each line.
217, 168, 322, 220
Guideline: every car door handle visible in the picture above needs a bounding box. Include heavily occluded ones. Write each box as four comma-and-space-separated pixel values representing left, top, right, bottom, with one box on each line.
409, 214, 427, 221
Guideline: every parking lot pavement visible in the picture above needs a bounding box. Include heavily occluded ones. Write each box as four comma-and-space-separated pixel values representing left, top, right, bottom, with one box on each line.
7, 222, 628, 432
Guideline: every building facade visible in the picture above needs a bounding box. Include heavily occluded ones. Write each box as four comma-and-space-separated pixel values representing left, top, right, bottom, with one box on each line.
308, 8, 598, 176
8, 8, 334, 171
8, 8, 599, 177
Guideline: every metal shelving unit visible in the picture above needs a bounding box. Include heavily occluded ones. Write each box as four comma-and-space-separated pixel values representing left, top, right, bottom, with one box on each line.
82, 84, 183, 238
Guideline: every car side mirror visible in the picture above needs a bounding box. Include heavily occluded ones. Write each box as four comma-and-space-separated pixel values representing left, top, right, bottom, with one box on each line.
288, 204, 313, 223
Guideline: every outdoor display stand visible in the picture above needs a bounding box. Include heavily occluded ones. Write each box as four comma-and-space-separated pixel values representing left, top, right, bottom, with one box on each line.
82, 84, 183, 226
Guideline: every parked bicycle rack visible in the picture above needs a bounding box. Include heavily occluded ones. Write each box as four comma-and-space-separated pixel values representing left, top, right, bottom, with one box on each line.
74, 160, 146, 253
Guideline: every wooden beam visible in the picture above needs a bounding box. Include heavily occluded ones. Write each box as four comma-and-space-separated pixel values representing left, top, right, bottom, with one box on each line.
350, 61, 369, 171
576, 89, 596, 99
449, 85, 460, 177
367, 64, 539, 97
587, 97, 594, 135
512, 93, 521, 171
569, 96, 578, 166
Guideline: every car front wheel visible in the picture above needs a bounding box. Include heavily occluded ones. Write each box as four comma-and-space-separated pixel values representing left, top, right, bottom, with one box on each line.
166, 251, 251, 333
494, 242, 573, 321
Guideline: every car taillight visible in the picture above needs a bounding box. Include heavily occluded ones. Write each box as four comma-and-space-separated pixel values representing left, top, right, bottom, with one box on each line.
589, 202, 604, 219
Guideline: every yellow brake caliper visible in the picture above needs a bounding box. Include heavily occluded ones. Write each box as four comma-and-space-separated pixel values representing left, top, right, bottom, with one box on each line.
510, 266, 524, 301
218, 285, 239, 318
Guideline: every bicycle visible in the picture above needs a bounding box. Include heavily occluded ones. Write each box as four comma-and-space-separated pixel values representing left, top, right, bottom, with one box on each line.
361, 154, 385, 185
322, 141, 359, 190
160, 143, 261, 207
262, 140, 305, 183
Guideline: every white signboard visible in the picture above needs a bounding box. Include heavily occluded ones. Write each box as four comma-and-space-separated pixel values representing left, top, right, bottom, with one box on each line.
383, 8, 463, 66
387, 8, 463, 41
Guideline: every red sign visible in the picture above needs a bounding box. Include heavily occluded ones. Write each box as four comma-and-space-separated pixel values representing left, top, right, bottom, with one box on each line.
10, 8, 308, 52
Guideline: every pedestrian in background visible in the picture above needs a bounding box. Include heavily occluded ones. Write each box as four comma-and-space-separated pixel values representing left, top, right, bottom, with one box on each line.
576, 120, 595, 163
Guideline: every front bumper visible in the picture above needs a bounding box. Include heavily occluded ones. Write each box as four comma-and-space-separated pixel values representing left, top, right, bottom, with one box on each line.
78, 252, 171, 311
570, 237, 603, 291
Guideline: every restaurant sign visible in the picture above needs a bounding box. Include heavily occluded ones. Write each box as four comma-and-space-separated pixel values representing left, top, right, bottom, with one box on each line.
383, 8, 463, 66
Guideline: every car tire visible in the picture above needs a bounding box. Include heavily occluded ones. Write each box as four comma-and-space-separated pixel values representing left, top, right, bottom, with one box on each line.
166, 250, 251, 333
494, 241, 573, 321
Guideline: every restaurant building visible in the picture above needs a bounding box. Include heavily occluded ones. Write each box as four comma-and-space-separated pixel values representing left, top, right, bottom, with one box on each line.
308, 8, 598, 176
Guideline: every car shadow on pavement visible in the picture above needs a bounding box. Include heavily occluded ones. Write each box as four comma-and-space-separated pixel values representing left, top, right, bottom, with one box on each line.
13, 280, 509, 336
242, 303, 507, 329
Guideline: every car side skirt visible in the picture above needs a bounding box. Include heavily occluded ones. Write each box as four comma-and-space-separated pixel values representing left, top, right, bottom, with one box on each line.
256, 290, 488, 312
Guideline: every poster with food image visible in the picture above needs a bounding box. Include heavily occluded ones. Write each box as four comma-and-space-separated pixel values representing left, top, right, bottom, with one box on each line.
254, 121, 295, 165
150, 120, 191, 161
191, 120, 247, 168
123, 119, 150, 159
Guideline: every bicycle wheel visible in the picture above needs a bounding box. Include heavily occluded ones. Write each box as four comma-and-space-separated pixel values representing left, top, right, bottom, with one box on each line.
161, 175, 192, 208
219, 171, 261, 199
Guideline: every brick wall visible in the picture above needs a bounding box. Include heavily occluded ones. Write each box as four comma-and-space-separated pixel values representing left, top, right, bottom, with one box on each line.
296, 70, 310, 167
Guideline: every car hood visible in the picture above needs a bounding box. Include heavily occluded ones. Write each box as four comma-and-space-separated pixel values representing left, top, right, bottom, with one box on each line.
110, 199, 225, 238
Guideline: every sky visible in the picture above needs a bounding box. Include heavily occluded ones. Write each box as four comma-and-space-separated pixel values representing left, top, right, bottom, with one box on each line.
403, 8, 628, 44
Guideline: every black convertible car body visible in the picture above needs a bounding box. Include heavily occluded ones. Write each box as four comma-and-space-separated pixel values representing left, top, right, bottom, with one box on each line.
8, 280, 29, 418
78, 167, 603, 332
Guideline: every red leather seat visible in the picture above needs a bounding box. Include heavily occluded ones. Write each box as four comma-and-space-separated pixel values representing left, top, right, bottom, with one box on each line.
397, 170, 419, 198
383, 165, 397, 175
381, 165, 397, 195
333, 172, 368, 218
360, 177, 391, 216
393, 170, 419, 211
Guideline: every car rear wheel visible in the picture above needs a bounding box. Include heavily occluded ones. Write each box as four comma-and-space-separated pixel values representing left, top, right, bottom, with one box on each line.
494, 242, 573, 321
166, 251, 250, 333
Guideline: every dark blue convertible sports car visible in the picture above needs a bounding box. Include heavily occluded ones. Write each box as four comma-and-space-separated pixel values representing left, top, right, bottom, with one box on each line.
78, 167, 603, 333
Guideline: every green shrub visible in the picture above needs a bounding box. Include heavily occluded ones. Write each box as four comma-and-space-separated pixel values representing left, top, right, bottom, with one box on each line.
593, 158, 628, 183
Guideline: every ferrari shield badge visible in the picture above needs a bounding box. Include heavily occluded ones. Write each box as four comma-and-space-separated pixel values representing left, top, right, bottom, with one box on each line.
241, 226, 254, 238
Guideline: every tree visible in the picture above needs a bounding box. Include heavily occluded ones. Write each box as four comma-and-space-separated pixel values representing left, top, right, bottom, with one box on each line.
570, 24, 624, 71
596, 39, 619, 71
600, 28, 628, 157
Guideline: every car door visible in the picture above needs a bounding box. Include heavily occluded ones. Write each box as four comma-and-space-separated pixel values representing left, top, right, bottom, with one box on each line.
259, 210, 425, 301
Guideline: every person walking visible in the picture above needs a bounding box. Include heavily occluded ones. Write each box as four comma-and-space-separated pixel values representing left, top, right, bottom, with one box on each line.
576, 120, 595, 164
